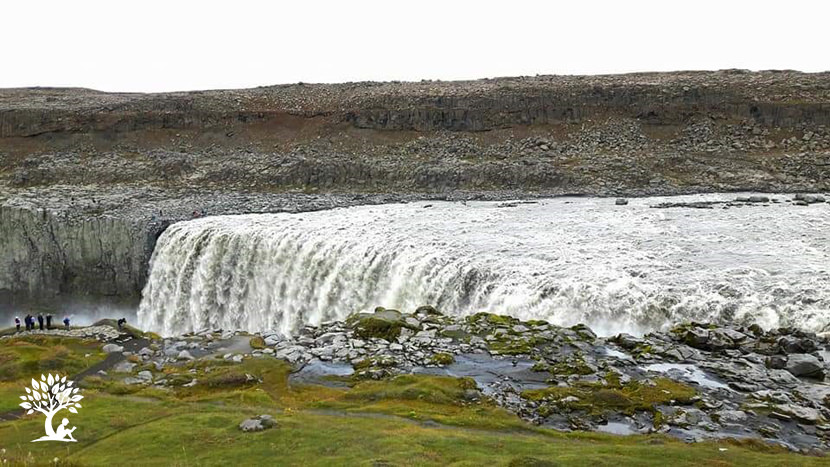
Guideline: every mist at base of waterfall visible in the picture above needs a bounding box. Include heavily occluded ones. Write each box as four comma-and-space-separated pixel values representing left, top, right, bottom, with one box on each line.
137, 194, 830, 337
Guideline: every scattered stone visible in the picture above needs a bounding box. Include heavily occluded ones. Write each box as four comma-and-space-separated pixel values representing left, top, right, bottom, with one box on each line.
102, 343, 124, 353
239, 415, 278, 432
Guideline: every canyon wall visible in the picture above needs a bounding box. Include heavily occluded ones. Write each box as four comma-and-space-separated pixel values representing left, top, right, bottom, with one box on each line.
0, 204, 154, 300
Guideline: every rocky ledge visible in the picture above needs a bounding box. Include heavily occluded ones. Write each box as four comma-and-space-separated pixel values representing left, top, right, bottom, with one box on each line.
82, 308, 830, 454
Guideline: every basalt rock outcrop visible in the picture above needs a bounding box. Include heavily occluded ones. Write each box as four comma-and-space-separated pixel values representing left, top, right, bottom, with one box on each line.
1, 70, 829, 195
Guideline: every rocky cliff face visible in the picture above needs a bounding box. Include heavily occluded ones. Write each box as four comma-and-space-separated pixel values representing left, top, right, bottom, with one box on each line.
0, 203, 151, 300
1, 70, 829, 137
1, 70, 829, 300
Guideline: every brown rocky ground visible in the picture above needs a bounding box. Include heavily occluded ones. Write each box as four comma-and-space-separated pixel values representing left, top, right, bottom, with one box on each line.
1, 70, 829, 195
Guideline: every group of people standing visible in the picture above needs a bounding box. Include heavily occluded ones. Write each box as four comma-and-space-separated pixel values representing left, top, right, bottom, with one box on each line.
14, 313, 70, 332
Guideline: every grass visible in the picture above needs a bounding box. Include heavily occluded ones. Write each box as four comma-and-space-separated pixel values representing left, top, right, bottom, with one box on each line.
0, 335, 105, 382
0, 335, 824, 466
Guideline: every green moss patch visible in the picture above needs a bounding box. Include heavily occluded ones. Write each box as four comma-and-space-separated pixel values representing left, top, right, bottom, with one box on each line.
522, 376, 696, 418
347, 309, 419, 341
466, 312, 520, 327
249, 336, 267, 349
345, 374, 478, 406
429, 353, 455, 366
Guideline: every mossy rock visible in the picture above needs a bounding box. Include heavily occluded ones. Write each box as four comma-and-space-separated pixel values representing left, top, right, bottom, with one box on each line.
353, 356, 398, 371
522, 377, 696, 417
466, 312, 520, 327
488, 333, 547, 356
549, 358, 595, 376
429, 353, 455, 366
249, 336, 266, 349
531, 362, 550, 372
415, 305, 442, 316
347, 309, 418, 341
570, 324, 597, 341
165, 373, 197, 386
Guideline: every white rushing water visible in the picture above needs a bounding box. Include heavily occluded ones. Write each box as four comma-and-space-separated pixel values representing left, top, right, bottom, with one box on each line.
138, 194, 830, 337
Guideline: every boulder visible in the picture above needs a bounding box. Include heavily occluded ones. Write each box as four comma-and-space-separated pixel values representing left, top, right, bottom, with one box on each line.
177, 350, 195, 361
682, 327, 710, 349
774, 404, 823, 424
239, 414, 278, 432
615, 198, 629, 206
714, 410, 748, 425
785, 354, 825, 379
766, 355, 788, 370
102, 343, 124, 353
347, 309, 418, 341
113, 361, 136, 373
612, 333, 644, 350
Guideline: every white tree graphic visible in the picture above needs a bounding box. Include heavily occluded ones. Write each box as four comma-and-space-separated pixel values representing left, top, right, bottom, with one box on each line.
19, 373, 83, 442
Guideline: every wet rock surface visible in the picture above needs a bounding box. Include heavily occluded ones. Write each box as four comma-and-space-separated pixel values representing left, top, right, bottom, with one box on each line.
104, 308, 830, 453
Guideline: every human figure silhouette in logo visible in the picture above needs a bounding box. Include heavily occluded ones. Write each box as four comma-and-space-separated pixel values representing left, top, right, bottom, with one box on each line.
54, 418, 77, 442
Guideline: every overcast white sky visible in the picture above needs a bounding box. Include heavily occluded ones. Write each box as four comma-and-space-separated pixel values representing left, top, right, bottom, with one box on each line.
3, 0, 828, 92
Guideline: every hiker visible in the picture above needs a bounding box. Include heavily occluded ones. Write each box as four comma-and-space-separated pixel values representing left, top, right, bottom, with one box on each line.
46, 313, 53, 330
25, 314, 32, 331
63, 316, 70, 330
117, 317, 127, 331
37, 313, 44, 331
14, 317, 21, 332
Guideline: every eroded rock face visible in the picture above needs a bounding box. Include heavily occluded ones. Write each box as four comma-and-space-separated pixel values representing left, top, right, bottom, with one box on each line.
0, 203, 151, 299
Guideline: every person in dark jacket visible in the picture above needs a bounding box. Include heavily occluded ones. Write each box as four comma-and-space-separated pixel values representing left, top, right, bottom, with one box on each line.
37, 314, 44, 331
117, 317, 127, 331
14, 317, 21, 332
25, 314, 32, 331
46, 314, 53, 330
63, 316, 70, 329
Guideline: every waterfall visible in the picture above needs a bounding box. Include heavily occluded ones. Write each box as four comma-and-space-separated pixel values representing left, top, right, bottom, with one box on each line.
138, 196, 830, 337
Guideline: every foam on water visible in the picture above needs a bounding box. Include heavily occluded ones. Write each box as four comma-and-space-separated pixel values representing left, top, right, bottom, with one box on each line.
137, 194, 830, 336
